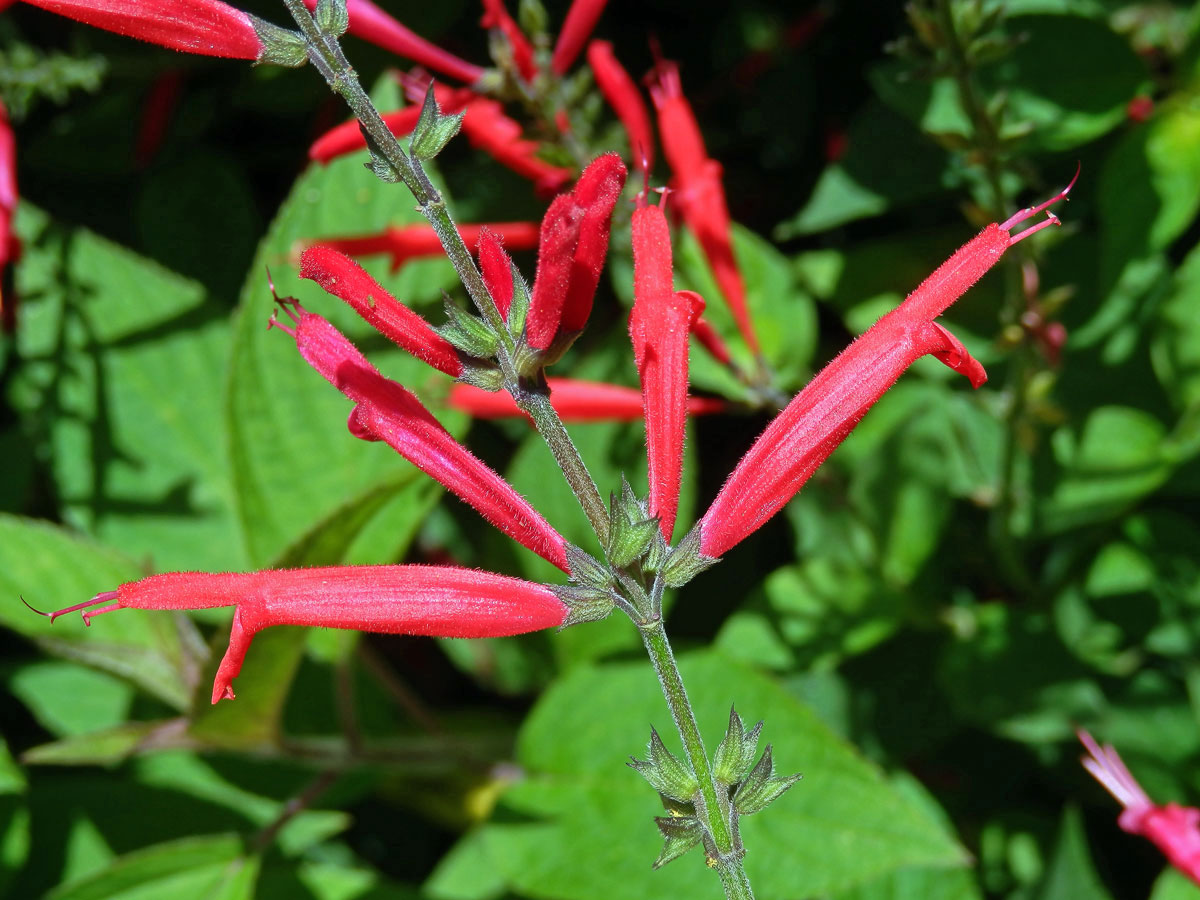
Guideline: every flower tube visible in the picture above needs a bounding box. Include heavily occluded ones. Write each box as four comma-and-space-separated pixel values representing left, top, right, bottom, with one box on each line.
587, 40, 654, 172
697, 177, 1076, 559
302, 0, 485, 84
44, 567, 566, 703
649, 60, 759, 354
299, 246, 463, 376
551, 0, 608, 75
274, 304, 570, 572
630, 203, 699, 540
449, 377, 724, 422
310, 221, 539, 274
22, 0, 276, 59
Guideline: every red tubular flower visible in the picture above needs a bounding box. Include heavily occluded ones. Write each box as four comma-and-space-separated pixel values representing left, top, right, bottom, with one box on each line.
0, 100, 17, 334
551, 0, 608, 75
587, 40, 654, 172
311, 221, 539, 274
449, 377, 724, 422
22, 0, 270, 59
690, 316, 733, 366
480, 0, 537, 83
458, 94, 575, 194
630, 204, 700, 540
299, 246, 463, 376
526, 153, 626, 350
696, 178, 1076, 559
1079, 730, 1200, 887
649, 60, 759, 354
302, 0, 485, 84
477, 227, 515, 320
274, 305, 570, 572
47, 566, 566, 703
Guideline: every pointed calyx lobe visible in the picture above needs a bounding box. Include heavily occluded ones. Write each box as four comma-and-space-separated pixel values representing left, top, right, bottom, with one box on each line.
50, 567, 566, 704
630, 203, 701, 540
525, 153, 627, 352
281, 306, 569, 572
698, 181, 1074, 560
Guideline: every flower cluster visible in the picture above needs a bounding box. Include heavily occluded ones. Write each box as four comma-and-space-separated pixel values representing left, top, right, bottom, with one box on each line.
29, 0, 1073, 715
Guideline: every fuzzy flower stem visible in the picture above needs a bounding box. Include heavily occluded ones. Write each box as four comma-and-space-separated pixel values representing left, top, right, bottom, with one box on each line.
640, 620, 753, 899
514, 384, 611, 546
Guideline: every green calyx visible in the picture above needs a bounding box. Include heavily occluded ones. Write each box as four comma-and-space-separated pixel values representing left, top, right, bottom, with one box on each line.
629, 728, 698, 804
439, 295, 501, 358
250, 17, 308, 68
606, 478, 659, 569
659, 526, 718, 589
313, 0, 348, 37
410, 84, 465, 161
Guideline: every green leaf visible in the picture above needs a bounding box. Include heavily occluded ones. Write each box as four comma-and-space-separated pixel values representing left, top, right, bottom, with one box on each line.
1040, 406, 1173, 534
433, 651, 967, 900
1034, 806, 1114, 900
0, 515, 192, 709
226, 111, 465, 568
1152, 239, 1200, 411
45, 834, 249, 900
776, 101, 952, 237
1150, 868, 1200, 900
9, 204, 244, 572
21, 721, 176, 767
9, 661, 133, 737
977, 15, 1149, 152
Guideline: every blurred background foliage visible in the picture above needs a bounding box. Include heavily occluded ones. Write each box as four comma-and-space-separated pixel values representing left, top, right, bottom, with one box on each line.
1, 0, 1199, 897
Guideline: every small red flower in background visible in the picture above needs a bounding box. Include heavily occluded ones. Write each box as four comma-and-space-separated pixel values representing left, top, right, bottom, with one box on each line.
588, 40, 654, 173
0, 99, 18, 334
480, 0, 537, 83
551, 0, 608, 76
308, 221, 539, 274
22, 0, 272, 60
649, 59, 760, 356
448, 377, 724, 423
696, 177, 1075, 559
1079, 729, 1200, 887
45, 567, 566, 703
303, 0, 484, 84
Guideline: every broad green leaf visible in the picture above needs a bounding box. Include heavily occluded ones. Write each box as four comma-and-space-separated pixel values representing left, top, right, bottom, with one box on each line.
0, 515, 193, 709
435, 651, 967, 900
1039, 406, 1173, 534
1151, 239, 1200, 410
0, 741, 29, 898
977, 16, 1149, 152
22, 721, 177, 767
777, 101, 953, 237
831, 865, 983, 900
9, 203, 243, 572
45, 834, 247, 900
226, 116, 464, 568
8, 661, 133, 737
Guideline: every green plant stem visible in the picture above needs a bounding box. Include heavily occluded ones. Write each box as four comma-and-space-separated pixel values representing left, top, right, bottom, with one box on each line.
639, 620, 754, 900
515, 387, 611, 544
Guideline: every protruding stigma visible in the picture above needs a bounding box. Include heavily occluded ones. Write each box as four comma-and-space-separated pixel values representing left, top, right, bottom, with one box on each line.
265, 267, 303, 336
1000, 163, 1081, 236
25, 590, 121, 626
